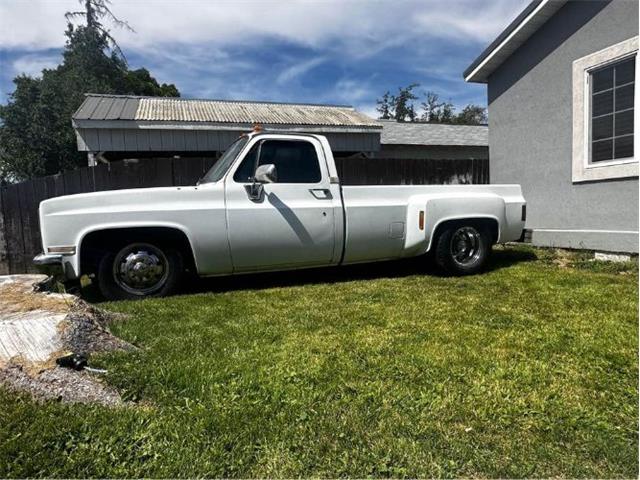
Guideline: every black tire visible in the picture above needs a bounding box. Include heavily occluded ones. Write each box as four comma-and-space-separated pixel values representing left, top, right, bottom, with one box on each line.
434, 223, 492, 275
97, 242, 183, 300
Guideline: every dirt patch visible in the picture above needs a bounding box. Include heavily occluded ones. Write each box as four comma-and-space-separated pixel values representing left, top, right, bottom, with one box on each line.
0, 275, 72, 314
0, 274, 133, 405
61, 300, 133, 357
551, 249, 575, 268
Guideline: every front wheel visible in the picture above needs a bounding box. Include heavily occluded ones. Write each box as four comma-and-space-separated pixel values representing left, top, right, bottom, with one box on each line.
434, 224, 491, 275
98, 242, 183, 300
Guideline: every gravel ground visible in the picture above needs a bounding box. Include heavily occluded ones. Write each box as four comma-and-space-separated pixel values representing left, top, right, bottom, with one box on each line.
0, 364, 123, 406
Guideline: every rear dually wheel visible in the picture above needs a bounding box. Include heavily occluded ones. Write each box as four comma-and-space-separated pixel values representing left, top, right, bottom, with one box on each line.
434, 223, 492, 275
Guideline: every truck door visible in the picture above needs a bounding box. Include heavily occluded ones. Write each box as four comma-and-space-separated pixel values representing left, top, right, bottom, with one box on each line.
225, 136, 339, 272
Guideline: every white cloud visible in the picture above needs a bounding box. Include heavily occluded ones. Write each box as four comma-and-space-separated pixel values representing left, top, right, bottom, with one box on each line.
0, 0, 528, 110
12, 52, 61, 76
276, 56, 325, 85
412, 0, 529, 43
0, 0, 76, 50
0, 0, 529, 54
325, 78, 377, 105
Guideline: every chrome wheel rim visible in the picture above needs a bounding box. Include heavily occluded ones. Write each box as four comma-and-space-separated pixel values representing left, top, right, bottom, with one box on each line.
112, 243, 169, 296
450, 227, 482, 267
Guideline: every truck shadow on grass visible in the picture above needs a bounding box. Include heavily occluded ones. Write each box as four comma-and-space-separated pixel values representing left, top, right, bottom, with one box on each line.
183, 246, 538, 296
81, 246, 537, 302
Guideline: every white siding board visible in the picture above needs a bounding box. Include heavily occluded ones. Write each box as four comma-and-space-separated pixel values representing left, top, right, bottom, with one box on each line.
124, 130, 138, 150
83, 129, 100, 151
149, 130, 163, 150
111, 129, 126, 151
97, 129, 112, 151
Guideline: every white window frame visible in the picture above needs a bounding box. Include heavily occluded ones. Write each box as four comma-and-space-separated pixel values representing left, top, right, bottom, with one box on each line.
572, 36, 638, 182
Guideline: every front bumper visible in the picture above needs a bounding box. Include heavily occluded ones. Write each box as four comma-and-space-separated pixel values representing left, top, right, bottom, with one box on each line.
33, 253, 63, 266
33, 253, 75, 279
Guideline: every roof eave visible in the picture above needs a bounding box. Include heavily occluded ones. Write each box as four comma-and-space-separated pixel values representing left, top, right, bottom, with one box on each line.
464, 0, 568, 84
72, 118, 382, 133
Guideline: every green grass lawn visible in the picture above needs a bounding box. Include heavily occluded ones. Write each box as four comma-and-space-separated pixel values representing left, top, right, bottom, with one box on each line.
1, 246, 638, 478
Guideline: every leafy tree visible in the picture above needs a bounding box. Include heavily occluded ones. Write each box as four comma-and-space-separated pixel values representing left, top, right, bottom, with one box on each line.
420, 91, 455, 124
0, 0, 179, 182
125, 69, 180, 97
375, 91, 393, 120
375, 83, 420, 122
65, 0, 133, 62
393, 83, 420, 122
454, 104, 488, 125
376, 84, 487, 125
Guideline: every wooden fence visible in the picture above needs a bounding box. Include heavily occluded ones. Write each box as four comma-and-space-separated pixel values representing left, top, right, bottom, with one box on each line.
0, 156, 488, 274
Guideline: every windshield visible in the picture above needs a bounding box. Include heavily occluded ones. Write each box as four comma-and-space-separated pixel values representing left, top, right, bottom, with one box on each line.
198, 136, 249, 184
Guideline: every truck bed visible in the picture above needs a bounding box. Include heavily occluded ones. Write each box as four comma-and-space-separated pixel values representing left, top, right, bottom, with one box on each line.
340, 184, 525, 263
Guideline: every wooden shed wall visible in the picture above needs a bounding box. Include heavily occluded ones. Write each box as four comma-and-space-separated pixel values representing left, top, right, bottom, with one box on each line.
76, 128, 381, 153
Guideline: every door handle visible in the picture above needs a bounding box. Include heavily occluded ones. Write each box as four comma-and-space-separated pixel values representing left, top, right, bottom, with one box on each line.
309, 189, 332, 199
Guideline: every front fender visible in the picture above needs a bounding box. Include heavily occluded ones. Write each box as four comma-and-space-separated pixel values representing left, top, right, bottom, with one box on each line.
72, 221, 198, 277
38, 184, 231, 278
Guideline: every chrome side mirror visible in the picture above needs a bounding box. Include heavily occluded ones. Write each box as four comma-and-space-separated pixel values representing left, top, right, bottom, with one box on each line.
246, 164, 277, 201
254, 164, 277, 184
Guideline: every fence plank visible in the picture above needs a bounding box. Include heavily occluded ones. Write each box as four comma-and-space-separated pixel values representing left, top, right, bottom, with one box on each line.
0, 191, 9, 275
17, 180, 40, 272
173, 157, 212, 186
1, 185, 26, 274
337, 158, 489, 186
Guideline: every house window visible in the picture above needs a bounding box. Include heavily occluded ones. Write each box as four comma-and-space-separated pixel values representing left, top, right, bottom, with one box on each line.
572, 36, 638, 183
590, 57, 635, 163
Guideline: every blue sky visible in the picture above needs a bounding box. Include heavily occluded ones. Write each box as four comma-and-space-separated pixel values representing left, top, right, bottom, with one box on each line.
0, 0, 528, 117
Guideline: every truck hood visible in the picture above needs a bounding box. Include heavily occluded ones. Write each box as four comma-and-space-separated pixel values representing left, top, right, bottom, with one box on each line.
38, 184, 225, 255
40, 186, 204, 217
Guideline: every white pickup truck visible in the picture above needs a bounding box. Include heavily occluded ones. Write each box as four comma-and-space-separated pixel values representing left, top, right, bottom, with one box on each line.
35, 132, 526, 300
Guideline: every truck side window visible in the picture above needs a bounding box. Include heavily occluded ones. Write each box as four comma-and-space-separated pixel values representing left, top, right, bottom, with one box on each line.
233, 144, 258, 183
233, 140, 321, 183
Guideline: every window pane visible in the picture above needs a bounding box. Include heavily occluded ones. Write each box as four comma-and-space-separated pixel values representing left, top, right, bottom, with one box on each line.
592, 90, 613, 116
615, 83, 634, 111
615, 109, 634, 136
233, 144, 259, 182
592, 139, 613, 162
614, 135, 634, 159
592, 114, 613, 140
615, 57, 635, 85
592, 66, 614, 93
258, 140, 321, 183
199, 136, 248, 184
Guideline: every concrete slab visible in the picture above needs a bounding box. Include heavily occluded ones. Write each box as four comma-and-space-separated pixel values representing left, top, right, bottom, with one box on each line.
0, 275, 75, 367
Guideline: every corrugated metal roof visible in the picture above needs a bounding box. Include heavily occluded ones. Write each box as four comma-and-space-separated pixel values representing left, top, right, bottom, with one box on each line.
73, 94, 380, 128
379, 120, 488, 147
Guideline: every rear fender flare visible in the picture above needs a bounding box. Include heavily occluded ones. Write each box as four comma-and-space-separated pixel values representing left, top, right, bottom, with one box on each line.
426, 215, 501, 252
404, 194, 504, 254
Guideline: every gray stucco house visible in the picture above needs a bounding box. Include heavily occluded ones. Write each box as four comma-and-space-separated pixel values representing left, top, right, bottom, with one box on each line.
465, 0, 638, 253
